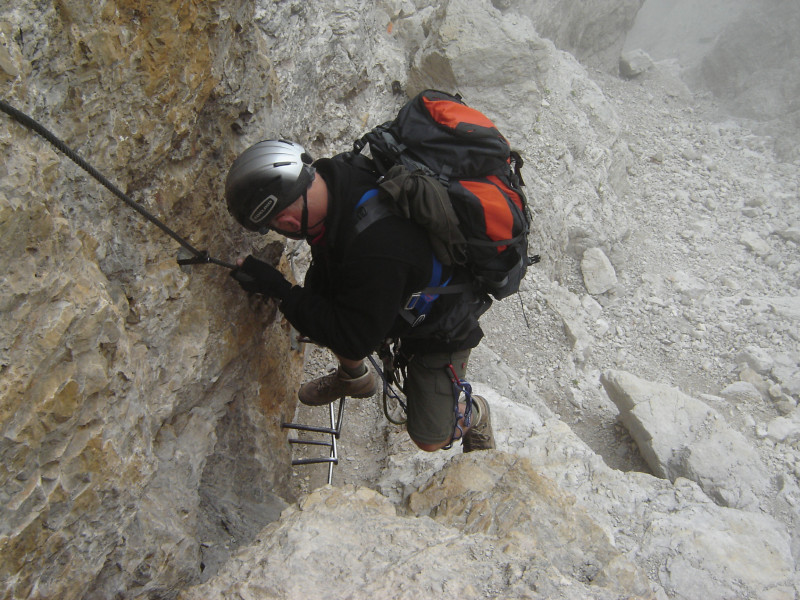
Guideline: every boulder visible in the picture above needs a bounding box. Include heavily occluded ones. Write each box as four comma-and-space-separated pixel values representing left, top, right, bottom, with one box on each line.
179, 468, 654, 600
600, 369, 771, 510
619, 48, 653, 79
582, 247, 618, 294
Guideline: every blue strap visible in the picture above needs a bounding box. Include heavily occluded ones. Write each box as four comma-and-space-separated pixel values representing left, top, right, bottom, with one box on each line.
425, 255, 452, 301
356, 188, 379, 208
353, 188, 388, 235
404, 255, 451, 324
429, 254, 443, 288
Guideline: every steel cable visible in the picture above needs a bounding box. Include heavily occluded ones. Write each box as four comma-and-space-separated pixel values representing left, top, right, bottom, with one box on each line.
0, 98, 235, 270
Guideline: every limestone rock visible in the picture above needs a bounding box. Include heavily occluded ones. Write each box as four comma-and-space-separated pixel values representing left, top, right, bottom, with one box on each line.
776, 227, 800, 245
601, 370, 771, 510
720, 381, 764, 404
668, 270, 709, 302
499, 0, 644, 72
581, 247, 618, 294
181, 459, 654, 600
408, 452, 652, 597
772, 360, 800, 397
491, 396, 795, 600
619, 48, 653, 79
185, 391, 796, 600
765, 412, 800, 444
737, 345, 775, 374
741, 230, 772, 256
545, 283, 594, 361
639, 503, 796, 599
1, 2, 304, 598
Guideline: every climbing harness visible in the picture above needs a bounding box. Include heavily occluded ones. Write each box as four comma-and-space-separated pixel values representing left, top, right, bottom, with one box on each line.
0, 98, 235, 270
369, 341, 408, 425
444, 362, 474, 449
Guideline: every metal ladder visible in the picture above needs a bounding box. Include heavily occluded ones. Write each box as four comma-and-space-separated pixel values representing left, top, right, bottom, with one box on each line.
281, 397, 346, 485
281, 352, 407, 485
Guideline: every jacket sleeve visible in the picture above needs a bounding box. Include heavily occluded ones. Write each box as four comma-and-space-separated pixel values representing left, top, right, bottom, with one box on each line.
301, 258, 326, 296
279, 219, 430, 360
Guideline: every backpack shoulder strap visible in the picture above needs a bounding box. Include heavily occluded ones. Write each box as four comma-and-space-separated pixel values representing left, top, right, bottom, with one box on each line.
353, 188, 394, 236
350, 187, 472, 327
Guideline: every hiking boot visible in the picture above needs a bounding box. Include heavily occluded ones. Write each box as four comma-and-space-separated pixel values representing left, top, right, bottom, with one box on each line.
298, 366, 378, 406
463, 395, 495, 452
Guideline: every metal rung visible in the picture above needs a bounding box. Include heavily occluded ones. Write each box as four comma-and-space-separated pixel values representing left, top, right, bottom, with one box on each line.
281, 398, 345, 484
288, 439, 332, 447
292, 457, 338, 466
283, 423, 341, 436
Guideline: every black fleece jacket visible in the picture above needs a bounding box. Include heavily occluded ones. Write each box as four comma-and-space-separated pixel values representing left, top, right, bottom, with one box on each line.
279, 156, 484, 360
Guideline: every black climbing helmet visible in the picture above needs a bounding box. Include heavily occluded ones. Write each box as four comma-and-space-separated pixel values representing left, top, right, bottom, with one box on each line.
225, 139, 315, 233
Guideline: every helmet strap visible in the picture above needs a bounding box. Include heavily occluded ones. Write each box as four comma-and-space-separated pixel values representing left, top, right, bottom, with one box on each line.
300, 189, 310, 237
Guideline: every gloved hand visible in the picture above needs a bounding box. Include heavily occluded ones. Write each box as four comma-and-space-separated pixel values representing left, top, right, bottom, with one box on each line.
230, 255, 292, 301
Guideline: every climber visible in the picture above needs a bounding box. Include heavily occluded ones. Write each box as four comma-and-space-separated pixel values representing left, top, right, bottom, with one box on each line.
224, 139, 495, 452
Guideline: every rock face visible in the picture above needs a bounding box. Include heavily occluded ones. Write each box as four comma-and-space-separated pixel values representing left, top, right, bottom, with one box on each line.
1, 2, 304, 598
3, 0, 799, 599
496, 0, 644, 72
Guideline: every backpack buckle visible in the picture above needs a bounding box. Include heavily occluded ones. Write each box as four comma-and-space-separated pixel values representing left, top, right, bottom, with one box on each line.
404, 292, 422, 311
403, 293, 428, 327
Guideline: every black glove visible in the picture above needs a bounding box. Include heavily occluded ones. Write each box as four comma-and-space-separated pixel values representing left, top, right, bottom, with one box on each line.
230, 255, 292, 301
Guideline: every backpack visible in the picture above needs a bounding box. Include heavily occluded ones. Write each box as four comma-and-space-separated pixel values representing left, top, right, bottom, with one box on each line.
351, 89, 538, 301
